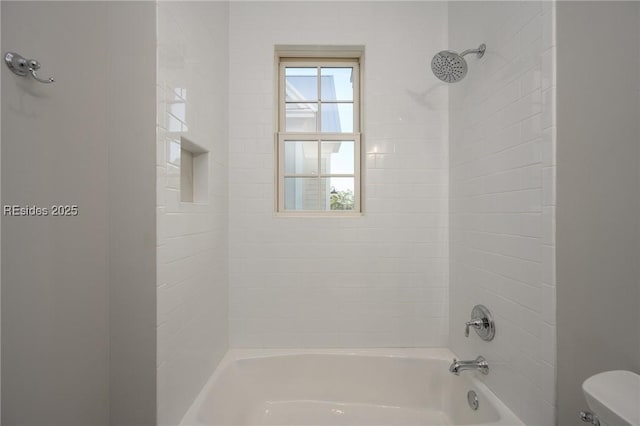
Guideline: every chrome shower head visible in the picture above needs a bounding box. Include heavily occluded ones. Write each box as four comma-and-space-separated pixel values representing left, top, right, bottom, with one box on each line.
431, 51, 468, 83
431, 44, 486, 83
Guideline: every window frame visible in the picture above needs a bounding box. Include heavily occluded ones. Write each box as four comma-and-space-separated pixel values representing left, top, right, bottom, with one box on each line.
276, 56, 362, 215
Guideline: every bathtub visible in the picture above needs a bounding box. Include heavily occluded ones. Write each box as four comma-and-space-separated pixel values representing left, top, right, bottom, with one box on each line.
180, 348, 523, 426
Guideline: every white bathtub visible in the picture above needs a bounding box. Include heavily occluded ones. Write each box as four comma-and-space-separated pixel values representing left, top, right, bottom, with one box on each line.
180, 348, 523, 426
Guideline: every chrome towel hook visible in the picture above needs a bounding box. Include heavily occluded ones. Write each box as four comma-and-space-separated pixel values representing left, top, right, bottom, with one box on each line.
4, 52, 54, 84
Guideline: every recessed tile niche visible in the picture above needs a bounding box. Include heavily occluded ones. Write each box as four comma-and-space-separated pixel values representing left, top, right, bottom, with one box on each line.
179, 137, 209, 203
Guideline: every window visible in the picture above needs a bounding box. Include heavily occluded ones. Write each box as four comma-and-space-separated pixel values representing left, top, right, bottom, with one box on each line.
277, 55, 361, 214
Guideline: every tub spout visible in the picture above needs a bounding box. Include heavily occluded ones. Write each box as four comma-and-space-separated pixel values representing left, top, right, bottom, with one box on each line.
449, 356, 489, 375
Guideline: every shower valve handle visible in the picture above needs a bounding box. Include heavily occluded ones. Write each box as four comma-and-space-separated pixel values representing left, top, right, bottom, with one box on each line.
464, 305, 495, 341
465, 319, 484, 337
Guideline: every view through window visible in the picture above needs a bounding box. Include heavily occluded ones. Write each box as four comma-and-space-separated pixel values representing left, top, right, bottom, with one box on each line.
277, 58, 361, 213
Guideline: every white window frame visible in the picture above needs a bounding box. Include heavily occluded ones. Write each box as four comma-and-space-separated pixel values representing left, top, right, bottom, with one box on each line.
276, 55, 362, 215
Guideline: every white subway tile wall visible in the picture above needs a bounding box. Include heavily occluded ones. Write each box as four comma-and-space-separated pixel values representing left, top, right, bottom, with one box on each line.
156, 2, 229, 424
448, 2, 556, 426
229, 2, 450, 347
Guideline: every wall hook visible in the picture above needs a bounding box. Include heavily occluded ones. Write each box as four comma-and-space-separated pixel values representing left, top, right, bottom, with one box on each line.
4, 52, 54, 84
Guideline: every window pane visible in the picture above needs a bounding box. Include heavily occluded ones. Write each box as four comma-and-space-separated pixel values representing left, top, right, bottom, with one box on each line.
285, 67, 318, 101
326, 177, 355, 211
286, 102, 318, 132
284, 141, 318, 175
321, 68, 354, 101
321, 103, 353, 133
321, 141, 355, 174
284, 177, 322, 211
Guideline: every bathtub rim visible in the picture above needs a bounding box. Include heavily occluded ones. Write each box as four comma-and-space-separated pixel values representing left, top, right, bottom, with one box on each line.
179, 347, 524, 426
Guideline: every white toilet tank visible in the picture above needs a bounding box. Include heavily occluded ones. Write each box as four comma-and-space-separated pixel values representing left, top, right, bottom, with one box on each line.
582, 370, 640, 426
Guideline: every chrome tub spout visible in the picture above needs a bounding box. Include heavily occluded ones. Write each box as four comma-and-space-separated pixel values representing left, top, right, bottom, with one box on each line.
449, 356, 489, 375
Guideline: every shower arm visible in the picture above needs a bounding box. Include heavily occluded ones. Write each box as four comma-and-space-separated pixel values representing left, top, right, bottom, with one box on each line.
460, 44, 486, 59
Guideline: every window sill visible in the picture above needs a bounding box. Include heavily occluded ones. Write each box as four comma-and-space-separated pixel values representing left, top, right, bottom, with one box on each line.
274, 211, 363, 218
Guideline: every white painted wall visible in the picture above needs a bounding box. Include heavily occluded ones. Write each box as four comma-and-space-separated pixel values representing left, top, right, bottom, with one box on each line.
228, 1, 449, 348
556, 2, 640, 425
448, 2, 556, 425
2, 2, 157, 425
1, 4, 3, 420
106, 3, 158, 424
156, 2, 229, 424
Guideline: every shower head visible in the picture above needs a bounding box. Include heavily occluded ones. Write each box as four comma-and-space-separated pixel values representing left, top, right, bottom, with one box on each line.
431, 43, 486, 83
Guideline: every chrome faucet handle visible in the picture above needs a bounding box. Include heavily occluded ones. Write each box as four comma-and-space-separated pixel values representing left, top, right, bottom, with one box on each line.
465, 319, 483, 337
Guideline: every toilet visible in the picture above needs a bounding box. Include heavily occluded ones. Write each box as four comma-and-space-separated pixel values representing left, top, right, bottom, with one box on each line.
582, 370, 640, 426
